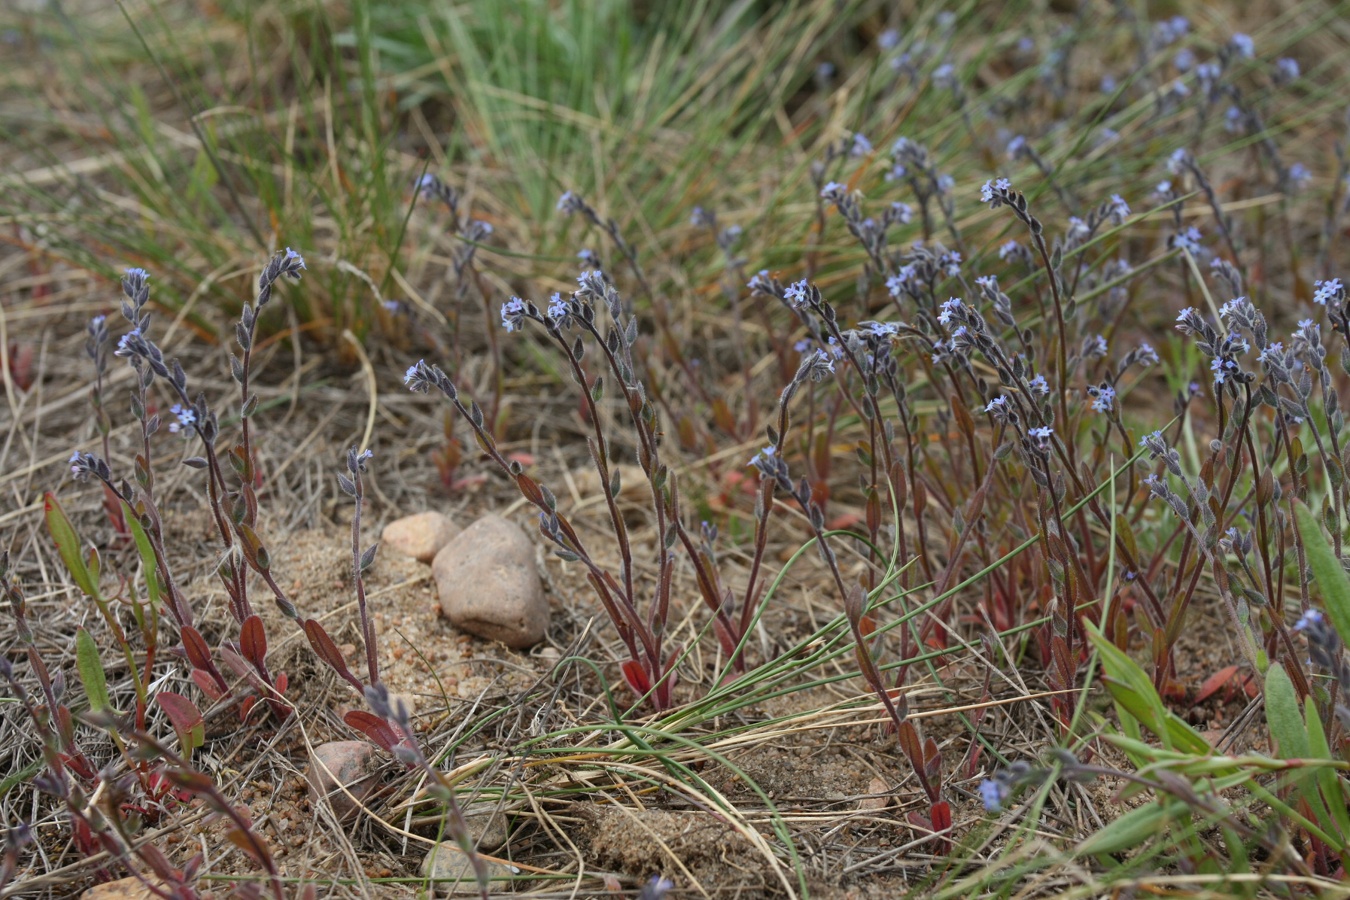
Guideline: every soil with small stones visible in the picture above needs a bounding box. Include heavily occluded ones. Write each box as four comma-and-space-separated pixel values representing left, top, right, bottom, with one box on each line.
1, 319, 1247, 900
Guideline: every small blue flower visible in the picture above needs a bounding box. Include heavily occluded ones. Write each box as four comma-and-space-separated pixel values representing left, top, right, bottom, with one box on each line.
1295, 608, 1324, 632
1276, 57, 1300, 81
556, 190, 577, 213
979, 778, 1007, 812
1174, 48, 1195, 72
1315, 278, 1342, 305
1028, 374, 1049, 395
1288, 164, 1312, 191
1108, 194, 1130, 223
125, 267, 149, 281
168, 403, 197, 434
1029, 426, 1053, 439
547, 293, 569, 320
1090, 384, 1116, 413
285, 247, 306, 269
404, 362, 422, 386
981, 178, 1011, 203
878, 29, 900, 50
1258, 341, 1284, 365
937, 297, 963, 326
69, 450, 81, 478
985, 396, 1007, 413
850, 133, 872, 157
749, 445, 777, 471
1230, 33, 1255, 59
500, 297, 527, 332
784, 280, 809, 307
1171, 226, 1203, 255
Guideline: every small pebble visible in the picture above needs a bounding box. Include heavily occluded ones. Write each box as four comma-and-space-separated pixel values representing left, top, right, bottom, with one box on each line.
306, 740, 381, 822
421, 841, 516, 896
80, 878, 162, 899
383, 511, 462, 563
859, 776, 891, 811
432, 515, 548, 649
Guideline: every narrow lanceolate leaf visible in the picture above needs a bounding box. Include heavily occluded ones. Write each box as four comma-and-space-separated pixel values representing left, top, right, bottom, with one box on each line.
155, 692, 205, 755
240, 615, 268, 670
121, 500, 161, 610
1076, 799, 1188, 857
1264, 663, 1309, 760
45, 492, 97, 598
1293, 499, 1350, 643
343, 710, 401, 752
75, 627, 112, 715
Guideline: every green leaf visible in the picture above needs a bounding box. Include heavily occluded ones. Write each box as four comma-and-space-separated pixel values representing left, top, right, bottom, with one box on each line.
1086, 624, 1209, 754
1264, 663, 1308, 759
122, 500, 162, 612
76, 627, 112, 715
1293, 499, 1350, 644
1305, 695, 1350, 845
1264, 663, 1334, 837
45, 492, 97, 598
1075, 799, 1188, 857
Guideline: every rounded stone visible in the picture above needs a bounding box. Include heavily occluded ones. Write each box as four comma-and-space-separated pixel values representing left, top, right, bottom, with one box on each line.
421, 841, 516, 896
461, 801, 510, 851
382, 512, 461, 563
81, 878, 161, 899
432, 515, 547, 649
306, 740, 381, 822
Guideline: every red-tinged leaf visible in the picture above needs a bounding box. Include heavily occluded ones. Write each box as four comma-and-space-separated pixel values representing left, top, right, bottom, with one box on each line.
343, 710, 400, 752
164, 768, 218, 795
712, 617, 738, 657
56, 705, 76, 750
906, 811, 933, 831
930, 800, 952, 833
514, 473, 545, 508
181, 626, 214, 671
304, 619, 354, 681
240, 615, 267, 670
858, 614, 876, 640
219, 645, 254, 682
965, 742, 984, 779
137, 843, 175, 879
275, 672, 288, 695
923, 738, 942, 784
826, 511, 863, 531
897, 721, 923, 768
1242, 673, 1260, 699
225, 828, 267, 866
155, 692, 205, 755
1194, 665, 1240, 705
621, 660, 652, 696
711, 397, 736, 435
239, 696, 257, 722
190, 669, 225, 702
